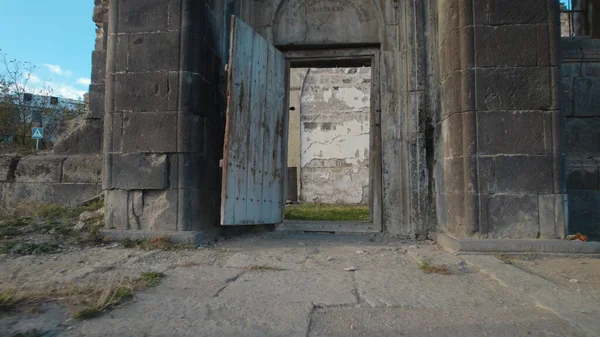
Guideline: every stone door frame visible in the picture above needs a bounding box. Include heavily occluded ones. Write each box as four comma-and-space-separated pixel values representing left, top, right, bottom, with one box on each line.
276, 47, 383, 233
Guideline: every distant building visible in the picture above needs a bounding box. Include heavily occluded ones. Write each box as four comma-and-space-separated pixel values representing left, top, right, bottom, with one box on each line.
2, 93, 84, 143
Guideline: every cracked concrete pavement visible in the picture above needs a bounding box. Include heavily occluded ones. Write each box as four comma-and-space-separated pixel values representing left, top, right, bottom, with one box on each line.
1, 232, 598, 337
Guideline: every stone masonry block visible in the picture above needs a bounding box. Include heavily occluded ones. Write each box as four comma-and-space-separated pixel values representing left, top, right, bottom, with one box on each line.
441, 157, 464, 194
438, 192, 478, 237
489, 0, 548, 24
569, 191, 600, 239
567, 159, 600, 190
477, 156, 496, 194
178, 114, 204, 153
494, 155, 555, 193
62, 156, 103, 184
1, 183, 101, 209
439, 31, 460, 78
136, 190, 178, 232
441, 71, 462, 118
440, 113, 463, 158
109, 153, 168, 190
573, 78, 600, 117
114, 72, 173, 112
120, 32, 181, 72
117, 0, 170, 33
539, 194, 567, 239
582, 63, 600, 77
477, 111, 553, 155
105, 190, 180, 231
560, 78, 573, 117
15, 156, 65, 183
561, 63, 582, 78
105, 189, 128, 230
476, 67, 551, 111
91, 51, 106, 85
0, 156, 17, 182
438, 0, 459, 35
565, 117, 600, 156
483, 194, 539, 239
122, 112, 177, 153
475, 25, 537, 67
88, 84, 105, 119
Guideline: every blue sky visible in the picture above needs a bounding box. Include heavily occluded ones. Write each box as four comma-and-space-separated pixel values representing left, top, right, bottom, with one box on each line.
0, 1, 95, 100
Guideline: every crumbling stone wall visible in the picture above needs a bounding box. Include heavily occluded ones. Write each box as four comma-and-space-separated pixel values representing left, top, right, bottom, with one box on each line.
562, 37, 600, 239
297, 67, 371, 205
0, 0, 108, 211
0, 155, 102, 210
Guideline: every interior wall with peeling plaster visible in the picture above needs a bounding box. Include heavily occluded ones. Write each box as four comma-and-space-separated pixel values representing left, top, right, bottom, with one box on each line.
288, 67, 371, 205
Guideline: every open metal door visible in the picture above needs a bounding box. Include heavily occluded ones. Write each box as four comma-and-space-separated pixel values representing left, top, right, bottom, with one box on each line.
220, 16, 288, 225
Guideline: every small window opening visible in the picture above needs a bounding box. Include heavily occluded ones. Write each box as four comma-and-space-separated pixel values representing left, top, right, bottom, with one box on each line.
561, 0, 593, 37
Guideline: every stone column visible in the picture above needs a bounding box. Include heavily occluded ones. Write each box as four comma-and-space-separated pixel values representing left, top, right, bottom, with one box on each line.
437, 0, 566, 239
103, 0, 224, 234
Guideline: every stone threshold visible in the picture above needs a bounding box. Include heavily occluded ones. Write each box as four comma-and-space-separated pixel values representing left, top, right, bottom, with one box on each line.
436, 233, 600, 254
100, 229, 218, 246
276, 220, 381, 233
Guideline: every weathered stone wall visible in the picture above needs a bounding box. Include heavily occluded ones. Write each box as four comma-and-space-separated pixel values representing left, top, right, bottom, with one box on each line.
95, 0, 571, 241
436, 0, 566, 239
246, 0, 436, 237
562, 37, 600, 239
0, 0, 108, 211
102, 0, 226, 233
0, 155, 102, 210
296, 67, 371, 205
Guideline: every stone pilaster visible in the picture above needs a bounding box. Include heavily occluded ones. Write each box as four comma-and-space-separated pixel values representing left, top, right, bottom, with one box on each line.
103, 0, 224, 233
437, 0, 567, 239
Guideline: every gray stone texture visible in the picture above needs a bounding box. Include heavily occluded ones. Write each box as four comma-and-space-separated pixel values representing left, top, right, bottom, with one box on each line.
562, 37, 600, 239
102, 0, 223, 233
90, 0, 586, 242
14, 156, 65, 184
436, 0, 565, 239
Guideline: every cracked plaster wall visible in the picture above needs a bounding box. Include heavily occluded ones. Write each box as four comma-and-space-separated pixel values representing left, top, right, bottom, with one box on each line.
293, 67, 371, 204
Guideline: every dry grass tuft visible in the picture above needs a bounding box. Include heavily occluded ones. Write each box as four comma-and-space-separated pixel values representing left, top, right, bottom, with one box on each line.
0, 288, 38, 312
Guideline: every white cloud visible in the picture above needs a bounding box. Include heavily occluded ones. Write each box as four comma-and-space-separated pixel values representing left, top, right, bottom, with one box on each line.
28, 74, 42, 84
54, 84, 86, 100
76, 78, 91, 86
44, 64, 73, 77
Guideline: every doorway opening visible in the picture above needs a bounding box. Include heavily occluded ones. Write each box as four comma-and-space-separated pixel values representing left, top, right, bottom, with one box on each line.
285, 66, 371, 222
219, 17, 381, 232
278, 49, 382, 233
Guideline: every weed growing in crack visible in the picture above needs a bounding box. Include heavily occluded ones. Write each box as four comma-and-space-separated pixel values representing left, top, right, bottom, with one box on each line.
137, 272, 166, 287
418, 259, 450, 275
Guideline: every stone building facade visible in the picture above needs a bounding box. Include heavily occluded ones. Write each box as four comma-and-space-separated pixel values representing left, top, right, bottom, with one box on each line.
53, 0, 597, 243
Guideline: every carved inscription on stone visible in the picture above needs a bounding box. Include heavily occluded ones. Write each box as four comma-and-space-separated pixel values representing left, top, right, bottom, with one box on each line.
274, 0, 380, 45
288, 0, 373, 23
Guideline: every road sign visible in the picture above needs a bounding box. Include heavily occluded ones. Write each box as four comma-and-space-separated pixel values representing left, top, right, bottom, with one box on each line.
32, 128, 44, 139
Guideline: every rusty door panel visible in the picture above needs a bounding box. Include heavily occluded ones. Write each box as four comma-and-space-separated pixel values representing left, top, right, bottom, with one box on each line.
221, 16, 288, 225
